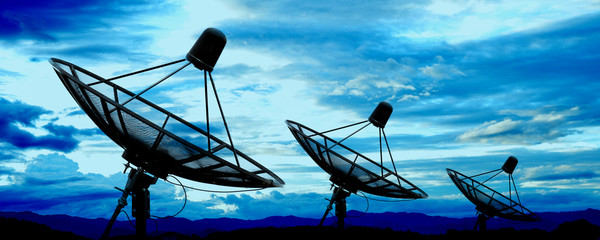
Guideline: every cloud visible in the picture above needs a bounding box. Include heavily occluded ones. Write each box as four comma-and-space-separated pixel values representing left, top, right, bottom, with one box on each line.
0, 153, 191, 218
521, 164, 600, 183
0, 153, 119, 216
0, 0, 599, 221
0, 68, 22, 77
458, 107, 582, 144
0, 0, 174, 40
457, 118, 523, 143
418, 62, 465, 80
0, 97, 103, 152
42, 123, 101, 137
384, 13, 600, 130
209, 3, 598, 134
326, 58, 418, 99
0, 0, 180, 65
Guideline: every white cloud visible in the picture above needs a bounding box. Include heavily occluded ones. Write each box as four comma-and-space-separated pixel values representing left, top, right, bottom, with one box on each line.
397, 94, 420, 102
1, 0, 599, 220
418, 63, 465, 80
457, 118, 521, 143
531, 106, 580, 123
207, 202, 239, 214
374, 81, 416, 91
326, 58, 421, 99
458, 106, 584, 145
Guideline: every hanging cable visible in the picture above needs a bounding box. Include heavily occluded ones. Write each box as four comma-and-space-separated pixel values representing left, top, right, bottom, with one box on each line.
348, 191, 370, 218
149, 218, 159, 236
163, 177, 266, 193
360, 193, 417, 202
151, 175, 187, 219
120, 210, 135, 228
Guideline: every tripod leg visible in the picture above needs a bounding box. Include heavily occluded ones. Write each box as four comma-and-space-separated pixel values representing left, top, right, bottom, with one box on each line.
319, 187, 340, 226
475, 213, 488, 231
101, 183, 132, 239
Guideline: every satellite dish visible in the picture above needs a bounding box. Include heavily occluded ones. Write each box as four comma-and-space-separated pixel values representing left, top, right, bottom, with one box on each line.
447, 156, 541, 231
286, 102, 427, 228
49, 28, 284, 239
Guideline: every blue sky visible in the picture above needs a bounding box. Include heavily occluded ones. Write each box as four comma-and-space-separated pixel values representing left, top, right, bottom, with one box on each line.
0, 0, 599, 221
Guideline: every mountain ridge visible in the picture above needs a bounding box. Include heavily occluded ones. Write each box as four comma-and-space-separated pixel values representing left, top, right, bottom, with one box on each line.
1, 208, 599, 239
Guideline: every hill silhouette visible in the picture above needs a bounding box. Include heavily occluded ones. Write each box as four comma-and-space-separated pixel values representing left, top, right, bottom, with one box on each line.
1, 209, 599, 239
0, 217, 90, 240
1, 218, 599, 240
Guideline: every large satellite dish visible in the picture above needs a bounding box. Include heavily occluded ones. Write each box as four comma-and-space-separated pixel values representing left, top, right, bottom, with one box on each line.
447, 156, 540, 231
286, 102, 427, 228
49, 28, 284, 239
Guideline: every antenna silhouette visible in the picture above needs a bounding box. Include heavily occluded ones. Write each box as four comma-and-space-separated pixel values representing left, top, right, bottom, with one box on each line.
49, 28, 284, 239
447, 156, 540, 231
286, 101, 427, 228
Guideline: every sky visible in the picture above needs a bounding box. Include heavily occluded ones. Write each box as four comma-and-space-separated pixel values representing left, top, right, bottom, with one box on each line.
0, 0, 599, 222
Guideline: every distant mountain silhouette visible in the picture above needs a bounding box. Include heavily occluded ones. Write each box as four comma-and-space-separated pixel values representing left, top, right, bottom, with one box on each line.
335, 209, 600, 234
1, 209, 599, 239
0, 217, 89, 239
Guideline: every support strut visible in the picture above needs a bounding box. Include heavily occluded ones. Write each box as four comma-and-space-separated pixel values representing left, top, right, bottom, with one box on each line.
101, 168, 157, 239
473, 212, 490, 231
319, 186, 351, 228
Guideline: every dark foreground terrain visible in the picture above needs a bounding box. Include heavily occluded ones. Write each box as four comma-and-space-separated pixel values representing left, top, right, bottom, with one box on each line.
2, 217, 599, 240
203, 220, 600, 240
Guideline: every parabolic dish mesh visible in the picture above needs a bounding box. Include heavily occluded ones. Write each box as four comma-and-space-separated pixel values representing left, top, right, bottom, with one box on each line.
50, 58, 284, 188
447, 168, 540, 221
286, 120, 427, 199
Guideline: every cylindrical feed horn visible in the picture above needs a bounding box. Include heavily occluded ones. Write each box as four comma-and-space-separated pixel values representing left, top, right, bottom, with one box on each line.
502, 156, 518, 174
368, 101, 393, 128
186, 28, 227, 72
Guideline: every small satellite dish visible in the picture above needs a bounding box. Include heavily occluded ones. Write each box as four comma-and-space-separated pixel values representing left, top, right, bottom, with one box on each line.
447, 156, 540, 231
49, 28, 284, 238
286, 102, 427, 228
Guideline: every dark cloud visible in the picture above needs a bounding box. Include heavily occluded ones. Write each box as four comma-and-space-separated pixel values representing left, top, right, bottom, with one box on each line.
0, 153, 118, 214
42, 123, 101, 137
0, 150, 596, 220
0, 97, 49, 125
1, 0, 598, 221
0, 153, 181, 218
378, 14, 600, 145
0, 0, 178, 63
526, 171, 598, 181
290, 11, 600, 136
0, 97, 101, 152
0, 0, 173, 40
